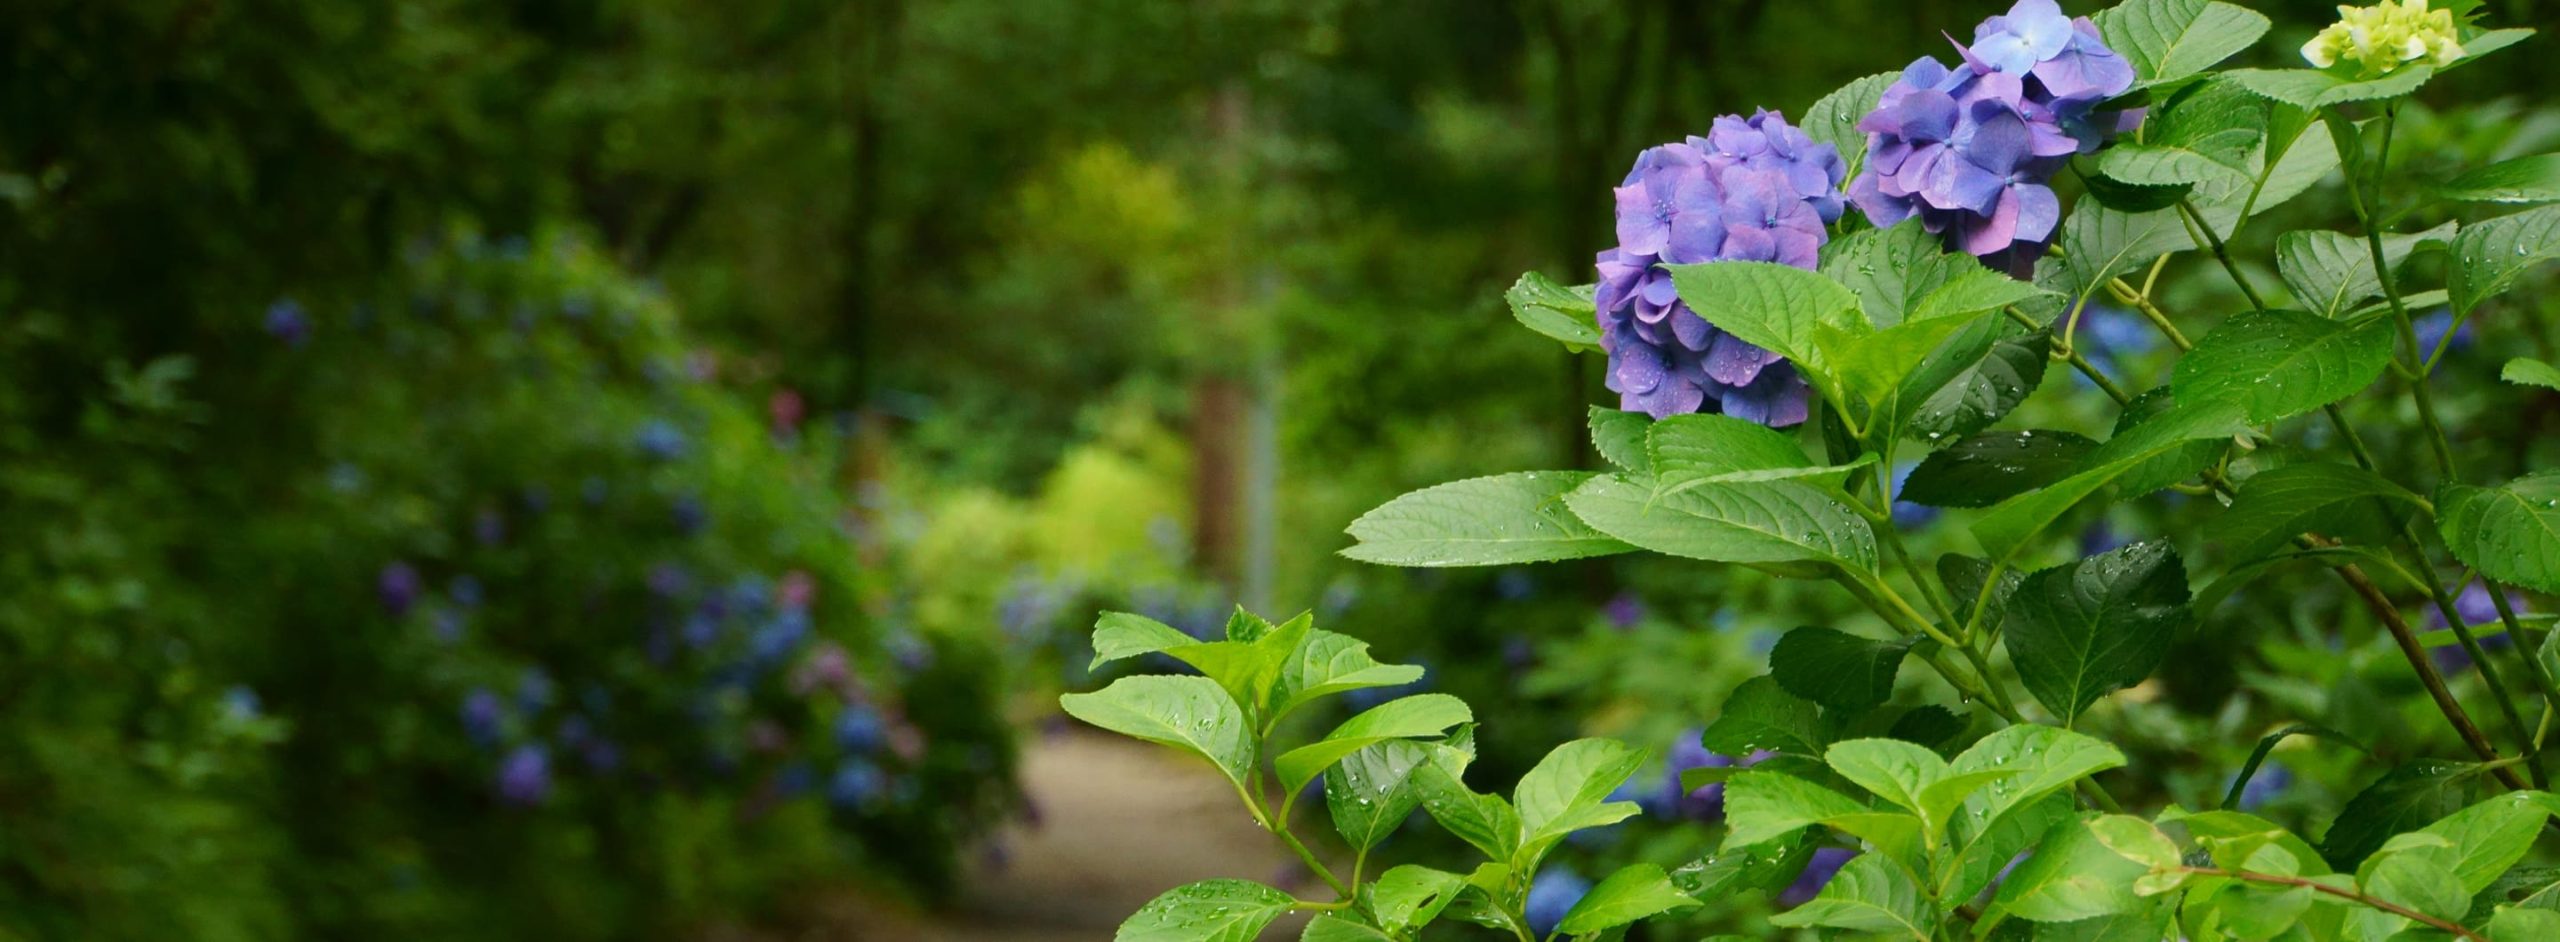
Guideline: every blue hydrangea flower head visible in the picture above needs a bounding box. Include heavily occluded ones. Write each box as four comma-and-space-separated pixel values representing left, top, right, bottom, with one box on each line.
2236, 760, 2291, 810
837, 707, 886, 754
461, 688, 505, 747
221, 685, 263, 721
265, 299, 311, 347
828, 758, 887, 810
635, 419, 687, 462
378, 562, 422, 616
497, 745, 551, 806
1525, 866, 1593, 936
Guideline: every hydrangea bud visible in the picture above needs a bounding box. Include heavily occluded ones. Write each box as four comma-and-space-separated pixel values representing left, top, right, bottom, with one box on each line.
1852, 0, 2136, 274
2303, 0, 2464, 77
1596, 111, 1842, 425
265, 299, 311, 347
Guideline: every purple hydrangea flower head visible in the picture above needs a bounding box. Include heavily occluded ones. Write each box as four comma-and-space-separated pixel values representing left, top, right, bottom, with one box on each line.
1596, 119, 1836, 425
2236, 760, 2291, 811
836, 706, 885, 754
497, 745, 551, 806
1604, 591, 1647, 630
2431, 583, 2526, 671
378, 562, 422, 616
648, 563, 691, 598
671, 493, 708, 535
1524, 866, 1594, 937
265, 299, 311, 346
1855, 3, 2135, 273
1781, 847, 1859, 906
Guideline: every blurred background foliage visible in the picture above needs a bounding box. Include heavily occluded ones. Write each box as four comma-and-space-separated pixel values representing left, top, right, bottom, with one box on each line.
0, 0, 2555, 938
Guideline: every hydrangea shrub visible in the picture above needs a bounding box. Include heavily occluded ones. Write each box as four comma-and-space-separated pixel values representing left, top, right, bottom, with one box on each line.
1077, 1, 2560, 939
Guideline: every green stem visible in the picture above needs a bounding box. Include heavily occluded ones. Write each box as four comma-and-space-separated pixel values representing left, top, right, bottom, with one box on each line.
2180, 868, 2485, 939
2177, 198, 2268, 313
2006, 306, 2134, 405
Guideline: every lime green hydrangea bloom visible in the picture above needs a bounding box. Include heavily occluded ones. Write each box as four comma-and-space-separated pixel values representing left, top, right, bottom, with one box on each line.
2301, 0, 2466, 77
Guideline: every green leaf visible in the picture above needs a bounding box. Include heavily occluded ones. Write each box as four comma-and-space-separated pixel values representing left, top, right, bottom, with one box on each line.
1900, 429, 2099, 509
2438, 470, 2560, 594
1820, 311, 1999, 413
1645, 413, 1817, 489
1326, 740, 1430, 852
2048, 203, 2194, 304
1945, 794, 2076, 904
2222, 724, 2367, 810
1672, 829, 1820, 899
2106, 387, 2226, 499
1939, 554, 2025, 636
1298, 915, 1391, 942
1412, 743, 1522, 863
1821, 219, 1965, 329
1060, 676, 1255, 790
1088, 611, 1216, 670
1901, 323, 2051, 445
2470, 866, 2560, 924
2171, 309, 2397, 423
2361, 842, 2471, 928
1970, 401, 2251, 562
1804, 71, 1899, 176
2440, 153, 2560, 205
2224, 66, 2435, 108
2505, 357, 2560, 391
2321, 759, 2479, 869
2093, 0, 2272, 89
1275, 694, 1471, 794
1366, 865, 1467, 935
1823, 738, 1948, 817
2275, 225, 2455, 319
1768, 627, 1912, 713
2209, 462, 2420, 563
1114, 879, 1295, 942
2082, 173, 2195, 212
2416, 791, 2560, 896
1564, 475, 1877, 571
1506, 271, 1600, 349
1662, 259, 1864, 374
2002, 541, 2191, 723
1950, 725, 2130, 830
2098, 129, 2259, 186
1271, 630, 1428, 722
1556, 864, 1700, 935
1701, 676, 1835, 759
1992, 816, 2151, 922
1343, 471, 1632, 567
2450, 205, 2560, 315
1766, 852, 1932, 939
1721, 770, 1875, 848
1589, 407, 1653, 473
1515, 738, 1649, 854
2491, 907, 2560, 941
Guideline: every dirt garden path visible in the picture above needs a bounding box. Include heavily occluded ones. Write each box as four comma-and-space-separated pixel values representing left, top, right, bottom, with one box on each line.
717, 729, 1319, 941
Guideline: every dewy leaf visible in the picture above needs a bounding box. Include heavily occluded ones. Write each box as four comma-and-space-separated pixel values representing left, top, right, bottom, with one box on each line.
1901, 322, 2050, 445
2505, 357, 2560, 391
1274, 694, 1471, 794
1343, 471, 1632, 567
2468, 866, 2560, 924
2050, 203, 2193, 304
1514, 738, 1647, 842
1565, 475, 1878, 571
1114, 879, 1296, 942
2105, 388, 2223, 499
1765, 852, 1932, 939
1823, 738, 1953, 819
2321, 759, 2480, 869
2223, 66, 2435, 108
1820, 219, 1965, 329
1672, 828, 1821, 899
1769, 627, 1912, 713
2450, 205, 2560, 315
1720, 770, 1874, 848
1948, 717, 2127, 829
2093, 0, 2272, 89
1505, 270, 1600, 349
1900, 429, 2098, 509
2438, 153, 2560, 205
1645, 413, 1816, 487
1588, 407, 1653, 473
1299, 915, 1392, 942
1970, 402, 2251, 562
1662, 259, 1865, 373
1992, 816, 2151, 922
2209, 462, 2419, 563
1412, 744, 1522, 863
1060, 676, 1256, 790
2438, 470, 2560, 594
1940, 553, 2026, 637
2171, 309, 2396, 423
1803, 71, 1899, 176
1366, 864, 1468, 934
2276, 225, 2456, 318
1701, 676, 1835, 759
1270, 630, 1427, 722
2002, 541, 2192, 723
1326, 741, 1431, 853
1556, 863, 1701, 935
